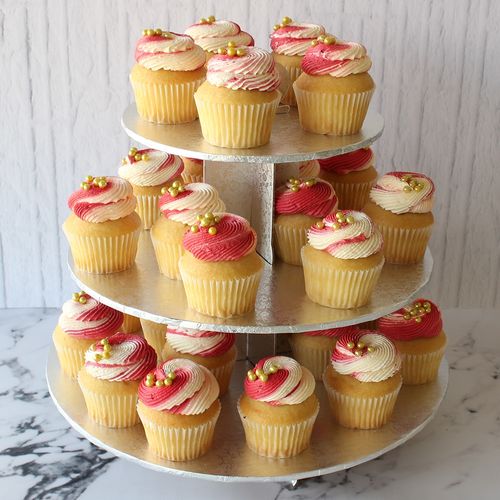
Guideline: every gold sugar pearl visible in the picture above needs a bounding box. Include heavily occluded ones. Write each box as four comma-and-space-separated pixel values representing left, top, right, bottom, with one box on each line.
200, 218, 210, 227
145, 379, 154, 387
160, 187, 167, 195
134, 153, 142, 161
218, 47, 227, 55
78, 295, 87, 304
80, 182, 90, 190
121, 158, 127, 165
146, 373, 155, 380
332, 222, 341, 230
227, 47, 236, 57
190, 225, 199, 233
164, 377, 173, 386
236, 48, 246, 57
205, 212, 214, 219
259, 373, 269, 382
354, 349, 363, 357
291, 186, 299, 192
85, 175, 94, 183
200, 17, 208, 24
267, 364, 279, 374
207, 15, 216, 23
141, 153, 149, 161
403, 313, 411, 320
166, 371, 176, 380
227, 41, 236, 48
273, 24, 281, 31
196, 214, 203, 221
403, 185, 412, 193
317, 34, 326, 42
415, 317, 422, 323
102, 351, 111, 359
315, 221, 325, 230
345, 215, 355, 224
208, 226, 217, 236
323, 35, 336, 45
101, 338, 109, 345
168, 187, 179, 197
281, 16, 292, 25
103, 344, 111, 353
247, 370, 257, 381
414, 183, 423, 192
367, 346, 375, 353
356, 341, 365, 349
94, 353, 102, 361
155, 379, 164, 387
154, 28, 163, 36
346, 341, 355, 349
98, 179, 107, 188
214, 215, 220, 223
129, 147, 137, 156
72, 292, 80, 301
255, 368, 264, 377
172, 180, 182, 189
311, 39, 319, 46
305, 179, 316, 187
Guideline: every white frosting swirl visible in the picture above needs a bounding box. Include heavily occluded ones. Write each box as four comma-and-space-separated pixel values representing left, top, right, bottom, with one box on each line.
166, 326, 234, 357
185, 20, 253, 53
271, 23, 326, 56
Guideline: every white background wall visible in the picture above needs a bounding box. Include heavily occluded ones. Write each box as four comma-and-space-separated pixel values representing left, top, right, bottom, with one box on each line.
0, 0, 499, 308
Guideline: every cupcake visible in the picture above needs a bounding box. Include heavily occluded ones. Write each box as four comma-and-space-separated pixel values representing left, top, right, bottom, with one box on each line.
179, 213, 263, 318
162, 326, 237, 395
185, 16, 253, 60
139, 319, 166, 359
78, 333, 156, 427
121, 313, 142, 334
194, 46, 281, 148
274, 177, 338, 266
130, 29, 206, 124
180, 157, 203, 184
299, 159, 320, 178
150, 182, 225, 280
318, 147, 377, 209
53, 292, 123, 378
289, 325, 359, 380
238, 356, 319, 458
378, 299, 446, 384
294, 36, 374, 135
363, 172, 435, 264
137, 359, 221, 461
63, 176, 142, 274
323, 330, 402, 429
119, 148, 184, 229
270, 16, 325, 106
302, 210, 384, 309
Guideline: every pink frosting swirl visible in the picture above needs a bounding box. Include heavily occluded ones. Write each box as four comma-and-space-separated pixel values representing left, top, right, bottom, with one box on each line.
302, 41, 372, 77
138, 359, 219, 415
68, 176, 136, 223
206, 47, 281, 91
83, 333, 157, 382
270, 22, 326, 57
275, 178, 338, 217
183, 213, 257, 262
304, 325, 359, 337
165, 326, 236, 357
58, 293, 123, 340
318, 148, 373, 175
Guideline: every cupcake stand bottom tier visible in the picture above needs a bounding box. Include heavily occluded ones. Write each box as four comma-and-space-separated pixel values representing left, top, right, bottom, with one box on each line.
46, 346, 448, 483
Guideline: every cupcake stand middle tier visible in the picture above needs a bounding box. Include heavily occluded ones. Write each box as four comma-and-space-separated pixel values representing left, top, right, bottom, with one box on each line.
46, 104, 448, 483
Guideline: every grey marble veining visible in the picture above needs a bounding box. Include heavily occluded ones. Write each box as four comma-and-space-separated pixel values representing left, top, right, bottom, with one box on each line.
0, 308, 499, 500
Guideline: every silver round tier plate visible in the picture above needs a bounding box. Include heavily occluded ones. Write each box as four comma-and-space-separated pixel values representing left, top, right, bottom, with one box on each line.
46, 347, 448, 482
121, 104, 384, 163
69, 232, 433, 334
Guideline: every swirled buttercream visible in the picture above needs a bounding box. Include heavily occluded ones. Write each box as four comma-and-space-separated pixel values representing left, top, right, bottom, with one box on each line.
270, 22, 325, 57
303, 325, 359, 337
318, 148, 373, 175
166, 326, 236, 357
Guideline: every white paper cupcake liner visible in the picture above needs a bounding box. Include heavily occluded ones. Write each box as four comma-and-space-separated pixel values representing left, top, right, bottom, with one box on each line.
135, 193, 161, 230
150, 235, 183, 280
210, 356, 236, 396
140, 319, 166, 360
280, 65, 302, 106
237, 398, 319, 458
53, 344, 86, 379
289, 338, 332, 381
328, 180, 375, 210
377, 224, 432, 264
121, 313, 142, 334
273, 223, 308, 266
294, 86, 374, 135
181, 172, 203, 184
400, 347, 446, 385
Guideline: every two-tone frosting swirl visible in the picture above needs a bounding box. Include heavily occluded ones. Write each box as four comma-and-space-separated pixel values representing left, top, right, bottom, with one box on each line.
207, 47, 281, 91
331, 330, 401, 382
275, 178, 338, 217
166, 326, 236, 357
183, 213, 257, 262
369, 172, 435, 214
318, 148, 374, 175
185, 19, 254, 54
58, 293, 123, 340
68, 177, 136, 223
303, 325, 359, 337
138, 359, 219, 415
298, 160, 320, 178
270, 22, 326, 57
302, 40, 372, 77
83, 333, 157, 382
119, 149, 184, 187
158, 182, 226, 226
307, 210, 383, 259
135, 31, 205, 71
378, 299, 443, 341
244, 356, 315, 406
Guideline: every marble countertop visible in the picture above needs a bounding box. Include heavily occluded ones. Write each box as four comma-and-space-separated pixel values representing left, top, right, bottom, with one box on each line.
1, 308, 499, 500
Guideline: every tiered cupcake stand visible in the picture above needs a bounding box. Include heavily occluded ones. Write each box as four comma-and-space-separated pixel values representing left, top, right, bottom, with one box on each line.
46, 105, 448, 483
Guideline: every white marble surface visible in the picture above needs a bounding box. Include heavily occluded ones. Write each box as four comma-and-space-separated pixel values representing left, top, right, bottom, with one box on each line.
0, 308, 499, 500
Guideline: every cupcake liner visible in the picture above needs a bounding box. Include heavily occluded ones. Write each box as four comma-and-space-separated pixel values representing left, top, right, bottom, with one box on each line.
121, 313, 142, 334
328, 180, 375, 210
65, 230, 140, 274
280, 65, 302, 106
194, 93, 280, 148
181, 172, 203, 184
131, 76, 204, 124
376, 224, 432, 264
135, 193, 161, 230
294, 86, 374, 135
323, 377, 401, 429
273, 223, 308, 266
179, 264, 262, 318
137, 404, 221, 461
53, 342, 89, 378
400, 347, 446, 385
140, 319, 166, 360
210, 356, 236, 396
237, 398, 319, 458
150, 234, 183, 280
301, 249, 384, 309
289, 338, 332, 381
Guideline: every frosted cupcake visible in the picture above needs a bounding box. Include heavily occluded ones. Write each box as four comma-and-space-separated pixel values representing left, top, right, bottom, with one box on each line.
238, 356, 319, 458
323, 330, 402, 429
150, 182, 226, 280
270, 16, 325, 105
53, 292, 123, 378
130, 30, 206, 124
78, 333, 156, 428
289, 325, 359, 380
121, 314, 142, 334
195, 46, 281, 148
179, 213, 263, 318
294, 36, 374, 135
139, 319, 166, 359
302, 210, 384, 308
185, 16, 253, 60
119, 148, 184, 229
318, 147, 377, 209
180, 157, 203, 184
378, 299, 446, 384
299, 160, 320, 178
63, 176, 142, 274
274, 177, 338, 266
137, 359, 220, 461
162, 326, 237, 395
363, 172, 435, 264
